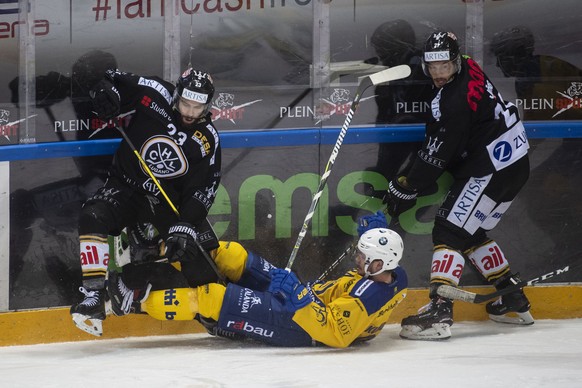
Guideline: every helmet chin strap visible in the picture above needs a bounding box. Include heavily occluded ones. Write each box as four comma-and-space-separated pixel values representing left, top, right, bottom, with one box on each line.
365, 268, 383, 278
364, 260, 383, 278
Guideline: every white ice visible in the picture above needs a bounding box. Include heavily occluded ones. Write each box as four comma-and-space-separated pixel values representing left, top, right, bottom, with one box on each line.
1, 319, 581, 388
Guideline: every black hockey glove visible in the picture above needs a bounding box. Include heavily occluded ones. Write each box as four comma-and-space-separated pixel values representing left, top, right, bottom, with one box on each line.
164, 222, 198, 263
383, 176, 418, 217
89, 79, 120, 120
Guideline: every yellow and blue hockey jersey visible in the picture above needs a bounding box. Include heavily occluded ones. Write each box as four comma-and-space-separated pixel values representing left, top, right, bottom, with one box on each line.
293, 268, 408, 348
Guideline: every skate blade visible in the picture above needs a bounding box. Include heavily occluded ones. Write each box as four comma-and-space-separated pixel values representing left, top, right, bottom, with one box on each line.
72, 313, 103, 337
489, 310, 535, 325
399, 323, 452, 341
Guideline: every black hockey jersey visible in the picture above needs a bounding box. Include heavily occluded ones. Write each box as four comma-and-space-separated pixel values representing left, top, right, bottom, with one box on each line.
106, 70, 221, 225
406, 56, 529, 191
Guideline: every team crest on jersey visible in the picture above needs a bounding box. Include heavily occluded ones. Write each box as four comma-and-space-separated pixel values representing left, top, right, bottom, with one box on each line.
140, 136, 188, 178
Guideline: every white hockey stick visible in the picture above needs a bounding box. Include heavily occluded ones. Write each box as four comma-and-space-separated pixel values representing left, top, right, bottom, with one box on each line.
436, 264, 572, 304
285, 65, 411, 270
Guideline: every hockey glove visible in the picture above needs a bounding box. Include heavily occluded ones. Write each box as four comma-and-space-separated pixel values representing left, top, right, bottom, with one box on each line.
268, 269, 312, 312
383, 176, 418, 217
128, 223, 162, 264
357, 210, 388, 237
89, 79, 120, 120
164, 222, 198, 263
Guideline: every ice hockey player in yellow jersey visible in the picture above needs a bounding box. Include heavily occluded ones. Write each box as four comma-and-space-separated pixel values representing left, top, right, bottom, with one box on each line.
108, 214, 408, 348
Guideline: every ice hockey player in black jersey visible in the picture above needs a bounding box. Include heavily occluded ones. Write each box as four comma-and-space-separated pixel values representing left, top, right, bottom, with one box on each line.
383, 31, 534, 340
70, 67, 222, 336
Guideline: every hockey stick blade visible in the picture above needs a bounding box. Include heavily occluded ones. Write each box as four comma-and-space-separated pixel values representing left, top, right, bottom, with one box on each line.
368, 64, 411, 86
436, 264, 571, 304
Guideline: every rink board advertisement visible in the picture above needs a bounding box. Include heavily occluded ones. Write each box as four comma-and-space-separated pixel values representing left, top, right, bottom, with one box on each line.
4, 133, 582, 310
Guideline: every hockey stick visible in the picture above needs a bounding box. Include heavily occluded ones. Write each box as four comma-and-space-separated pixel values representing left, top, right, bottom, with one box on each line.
317, 244, 355, 281
285, 65, 412, 270
115, 125, 226, 284
316, 198, 376, 281
436, 264, 572, 304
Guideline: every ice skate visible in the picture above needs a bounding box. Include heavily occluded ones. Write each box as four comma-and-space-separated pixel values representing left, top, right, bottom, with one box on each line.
107, 271, 135, 316
70, 287, 106, 336
487, 274, 534, 325
400, 297, 453, 340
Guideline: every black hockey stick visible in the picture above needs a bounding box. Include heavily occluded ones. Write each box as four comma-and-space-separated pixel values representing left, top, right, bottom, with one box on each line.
286, 65, 412, 270
436, 264, 572, 304
115, 125, 226, 284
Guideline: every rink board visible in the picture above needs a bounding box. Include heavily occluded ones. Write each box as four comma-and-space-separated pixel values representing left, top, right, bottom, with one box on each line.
1, 285, 580, 347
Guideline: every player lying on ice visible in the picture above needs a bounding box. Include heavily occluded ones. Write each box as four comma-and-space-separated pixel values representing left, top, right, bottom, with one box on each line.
105, 222, 408, 348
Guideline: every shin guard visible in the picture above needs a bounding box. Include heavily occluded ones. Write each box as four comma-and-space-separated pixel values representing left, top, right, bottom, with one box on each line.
80, 234, 109, 289
466, 240, 511, 283
430, 245, 465, 293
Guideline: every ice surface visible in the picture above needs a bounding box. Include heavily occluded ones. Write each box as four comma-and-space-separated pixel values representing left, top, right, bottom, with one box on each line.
1, 319, 581, 388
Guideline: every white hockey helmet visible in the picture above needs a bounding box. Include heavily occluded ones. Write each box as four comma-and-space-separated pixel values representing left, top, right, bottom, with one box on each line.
357, 228, 404, 277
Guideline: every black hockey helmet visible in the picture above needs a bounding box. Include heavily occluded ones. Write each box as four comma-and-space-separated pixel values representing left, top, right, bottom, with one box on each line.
490, 25, 534, 58
490, 26, 534, 77
72, 50, 118, 94
371, 19, 417, 67
422, 31, 461, 76
174, 68, 215, 114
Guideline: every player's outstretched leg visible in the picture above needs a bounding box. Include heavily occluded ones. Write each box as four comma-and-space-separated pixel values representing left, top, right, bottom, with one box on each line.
486, 273, 534, 325
399, 294, 454, 340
